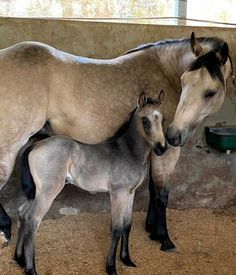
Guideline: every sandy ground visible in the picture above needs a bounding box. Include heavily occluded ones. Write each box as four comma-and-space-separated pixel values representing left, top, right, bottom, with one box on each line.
0, 209, 235, 275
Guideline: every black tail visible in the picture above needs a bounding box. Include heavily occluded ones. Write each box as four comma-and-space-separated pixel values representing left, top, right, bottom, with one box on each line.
20, 145, 36, 200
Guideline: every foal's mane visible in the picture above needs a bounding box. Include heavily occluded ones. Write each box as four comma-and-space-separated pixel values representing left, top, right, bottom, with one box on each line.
106, 97, 158, 142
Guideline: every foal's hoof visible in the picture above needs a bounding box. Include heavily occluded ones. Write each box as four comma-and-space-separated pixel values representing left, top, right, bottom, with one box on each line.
106, 265, 117, 275
25, 268, 38, 275
121, 256, 136, 267
14, 252, 26, 268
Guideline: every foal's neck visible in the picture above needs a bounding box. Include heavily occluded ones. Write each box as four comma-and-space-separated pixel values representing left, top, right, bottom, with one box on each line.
122, 112, 151, 164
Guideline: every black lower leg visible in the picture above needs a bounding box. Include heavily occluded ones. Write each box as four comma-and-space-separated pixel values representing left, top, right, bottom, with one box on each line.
14, 221, 26, 268
145, 177, 157, 233
14, 243, 26, 268
0, 204, 12, 242
150, 187, 175, 251
120, 224, 136, 267
106, 228, 122, 275
24, 227, 37, 275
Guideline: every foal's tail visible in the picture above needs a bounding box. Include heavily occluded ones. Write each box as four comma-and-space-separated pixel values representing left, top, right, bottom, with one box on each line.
20, 145, 36, 200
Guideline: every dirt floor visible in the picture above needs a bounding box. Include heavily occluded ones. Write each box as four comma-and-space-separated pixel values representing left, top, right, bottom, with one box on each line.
0, 208, 235, 275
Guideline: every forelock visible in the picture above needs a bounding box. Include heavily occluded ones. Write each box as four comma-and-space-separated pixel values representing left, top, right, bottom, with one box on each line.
189, 51, 224, 85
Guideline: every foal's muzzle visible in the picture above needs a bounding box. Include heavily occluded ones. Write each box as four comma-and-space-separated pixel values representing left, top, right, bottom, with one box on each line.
153, 142, 167, 156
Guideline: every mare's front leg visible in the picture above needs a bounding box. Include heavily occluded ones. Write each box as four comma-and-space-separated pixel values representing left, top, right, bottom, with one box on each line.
146, 145, 180, 251
107, 190, 135, 275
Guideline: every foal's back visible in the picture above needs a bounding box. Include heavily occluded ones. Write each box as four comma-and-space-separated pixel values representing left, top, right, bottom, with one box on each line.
29, 136, 146, 194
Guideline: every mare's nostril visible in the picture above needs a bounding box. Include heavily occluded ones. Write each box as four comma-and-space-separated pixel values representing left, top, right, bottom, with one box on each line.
166, 128, 182, 147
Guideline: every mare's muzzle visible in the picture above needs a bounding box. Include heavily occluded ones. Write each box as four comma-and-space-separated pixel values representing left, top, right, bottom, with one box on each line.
166, 125, 195, 147
166, 127, 182, 147
153, 142, 167, 156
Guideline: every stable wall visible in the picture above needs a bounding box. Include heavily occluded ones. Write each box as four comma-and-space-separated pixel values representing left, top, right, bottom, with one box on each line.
0, 18, 235, 217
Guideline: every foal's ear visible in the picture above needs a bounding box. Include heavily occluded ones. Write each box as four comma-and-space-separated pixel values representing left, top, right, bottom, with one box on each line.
219, 42, 229, 65
190, 32, 202, 57
157, 89, 165, 105
137, 91, 147, 107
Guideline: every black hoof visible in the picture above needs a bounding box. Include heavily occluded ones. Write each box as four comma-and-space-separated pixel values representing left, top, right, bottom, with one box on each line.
121, 256, 136, 267
14, 251, 26, 268
25, 268, 38, 275
106, 265, 117, 275
149, 233, 176, 251
158, 235, 176, 252
160, 238, 176, 252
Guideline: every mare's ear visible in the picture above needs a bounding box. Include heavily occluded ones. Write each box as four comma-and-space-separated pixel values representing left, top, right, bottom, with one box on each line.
137, 91, 147, 107
190, 32, 202, 56
157, 89, 165, 105
219, 42, 229, 65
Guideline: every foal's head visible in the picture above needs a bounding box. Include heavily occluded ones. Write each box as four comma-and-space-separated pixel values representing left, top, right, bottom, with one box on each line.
137, 90, 167, 156
167, 32, 233, 147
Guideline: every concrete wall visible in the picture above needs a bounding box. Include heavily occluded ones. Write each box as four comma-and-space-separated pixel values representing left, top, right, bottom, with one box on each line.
0, 18, 235, 217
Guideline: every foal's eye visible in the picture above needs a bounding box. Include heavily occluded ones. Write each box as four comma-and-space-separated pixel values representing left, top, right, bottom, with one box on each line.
204, 90, 216, 99
142, 117, 151, 134
162, 117, 166, 126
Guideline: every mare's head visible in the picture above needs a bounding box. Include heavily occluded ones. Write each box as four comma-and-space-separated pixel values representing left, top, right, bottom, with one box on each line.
137, 90, 167, 155
167, 32, 233, 146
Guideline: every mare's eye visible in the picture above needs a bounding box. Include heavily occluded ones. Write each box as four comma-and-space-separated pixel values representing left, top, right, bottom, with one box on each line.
142, 116, 151, 134
204, 90, 216, 99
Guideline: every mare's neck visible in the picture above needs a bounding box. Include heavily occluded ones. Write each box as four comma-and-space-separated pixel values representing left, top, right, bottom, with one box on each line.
156, 42, 195, 79
124, 41, 196, 95
121, 112, 151, 164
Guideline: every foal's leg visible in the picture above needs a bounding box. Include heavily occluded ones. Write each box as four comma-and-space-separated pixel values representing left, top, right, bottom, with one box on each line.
16, 180, 65, 275
120, 191, 136, 267
15, 214, 27, 267
146, 145, 180, 251
106, 190, 135, 275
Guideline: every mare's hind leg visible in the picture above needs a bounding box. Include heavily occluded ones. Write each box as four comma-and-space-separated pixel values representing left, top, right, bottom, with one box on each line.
146, 145, 180, 251
0, 205, 12, 244
106, 190, 135, 275
15, 180, 65, 274
0, 147, 20, 243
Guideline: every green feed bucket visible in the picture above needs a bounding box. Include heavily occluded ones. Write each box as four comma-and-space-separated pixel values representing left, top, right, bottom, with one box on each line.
205, 126, 236, 151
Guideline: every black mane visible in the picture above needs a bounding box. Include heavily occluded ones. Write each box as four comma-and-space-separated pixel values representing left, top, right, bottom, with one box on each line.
124, 36, 225, 55
106, 97, 157, 142
189, 51, 224, 84
125, 36, 227, 85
